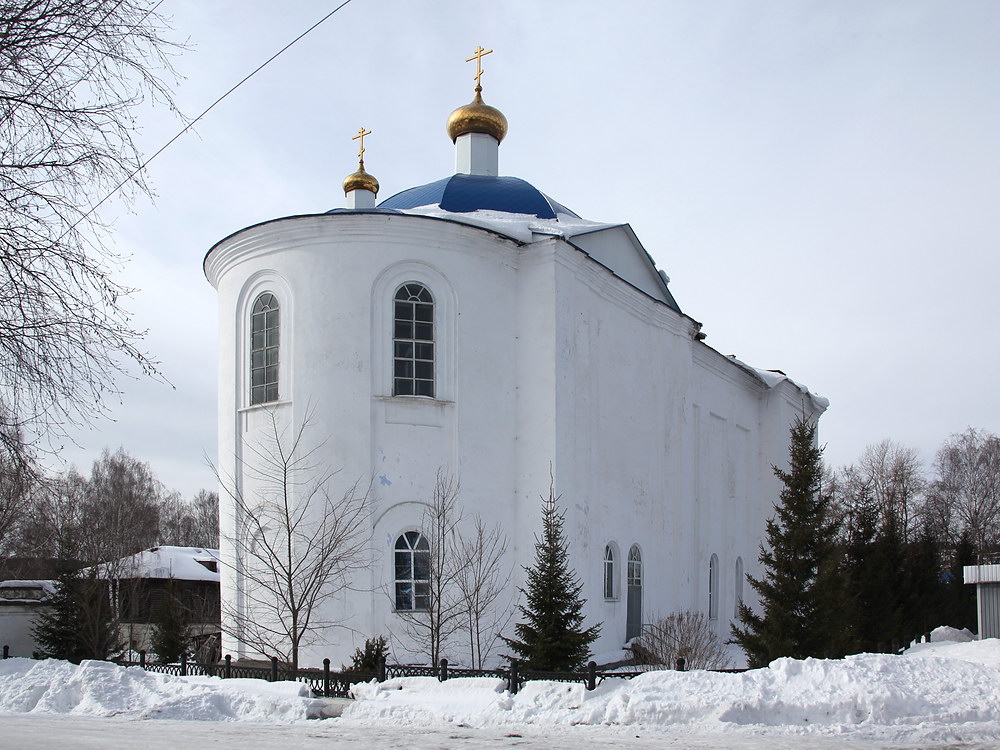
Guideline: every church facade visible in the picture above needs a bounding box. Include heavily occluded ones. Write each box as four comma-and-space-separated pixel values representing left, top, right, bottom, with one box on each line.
205, 63, 827, 668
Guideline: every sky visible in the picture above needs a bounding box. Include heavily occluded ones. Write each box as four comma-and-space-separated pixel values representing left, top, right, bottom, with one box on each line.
58, 0, 1000, 498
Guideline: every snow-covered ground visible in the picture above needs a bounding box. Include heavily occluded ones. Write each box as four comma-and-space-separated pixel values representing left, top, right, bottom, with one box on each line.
2, 634, 999, 749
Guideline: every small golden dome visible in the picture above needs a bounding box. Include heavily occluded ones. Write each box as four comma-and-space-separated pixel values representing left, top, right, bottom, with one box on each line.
343, 163, 379, 195
446, 86, 508, 143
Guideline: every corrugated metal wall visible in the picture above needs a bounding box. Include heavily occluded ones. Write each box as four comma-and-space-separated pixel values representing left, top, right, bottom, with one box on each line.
978, 583, 1000, 639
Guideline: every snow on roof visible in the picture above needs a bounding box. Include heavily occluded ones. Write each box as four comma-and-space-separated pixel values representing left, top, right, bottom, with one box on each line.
378, 174, 579, 219
394, 205, 618, 244
0, 579, 56, 601
369, 172, 617, 244
95, 546, 220, 582
725, 355, 829, 412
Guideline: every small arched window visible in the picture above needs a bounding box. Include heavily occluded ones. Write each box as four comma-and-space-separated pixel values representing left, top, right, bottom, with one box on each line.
627, 545, 642, 587
603, 544, 616, 600
393, 283, 434, 397
709, 553, 719, 621
250, 293, 279, 405
734, 556, 744, 618
394, 531, 430, 610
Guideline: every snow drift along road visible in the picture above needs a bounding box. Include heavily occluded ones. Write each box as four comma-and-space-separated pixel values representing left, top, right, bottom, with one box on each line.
0, 658, 320, 722
1, 637, 998, 745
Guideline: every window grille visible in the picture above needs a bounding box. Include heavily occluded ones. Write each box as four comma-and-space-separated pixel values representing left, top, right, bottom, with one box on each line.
627, 545, 642, 587
604, 544, 616, 599
734, 556, 744, 618
709, 553, 719, 620
394, 531, 430, 610
250, 293, 279, 404
393, 283, 434, 397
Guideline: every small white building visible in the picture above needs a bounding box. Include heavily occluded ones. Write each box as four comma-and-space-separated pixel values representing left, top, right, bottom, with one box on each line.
97, 546, 221, 656
205, 70, 827, 668
964, 560, 1000, 639
0, 580, 55, 657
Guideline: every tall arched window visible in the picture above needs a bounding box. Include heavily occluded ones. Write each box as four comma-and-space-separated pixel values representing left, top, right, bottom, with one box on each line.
250, 293, 279, 405
709, 553, 719, 621
627, 545, 642, 588
393, 283, 434, 397
626, 545, 642, 641
394, 531, 429, 610
734, 556, 744, 618
603, 544, 616, 600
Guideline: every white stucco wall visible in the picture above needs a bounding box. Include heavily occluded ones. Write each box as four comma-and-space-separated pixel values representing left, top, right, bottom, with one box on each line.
206, 208, 825, 668
0, 604, 49, 657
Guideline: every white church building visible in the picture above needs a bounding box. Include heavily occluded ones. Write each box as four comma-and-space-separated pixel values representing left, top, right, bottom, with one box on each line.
205, 57, 827, 668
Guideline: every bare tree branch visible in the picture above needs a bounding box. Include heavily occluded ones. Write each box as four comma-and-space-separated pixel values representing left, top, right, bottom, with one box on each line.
0, 0, 182, 468
214, 407, 374, 670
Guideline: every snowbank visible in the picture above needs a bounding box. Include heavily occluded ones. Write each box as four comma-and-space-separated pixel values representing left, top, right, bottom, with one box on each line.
0, 658, 320, 722
342, 640, 1000, 744
3, 640, 999, 744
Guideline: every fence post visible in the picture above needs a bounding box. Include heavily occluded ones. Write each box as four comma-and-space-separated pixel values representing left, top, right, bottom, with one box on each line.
323, 658, 331, 697
180, 652, 188, 677
439, 658, 448, 682
586, 661, 596, 691
224, 654, 232, 679
675, 657, 686, 672
2, 645, 8, 659
139, 650, 146, 669
270, 656, 279, 682
509, 658, 519, 695
378, 656, 386, 683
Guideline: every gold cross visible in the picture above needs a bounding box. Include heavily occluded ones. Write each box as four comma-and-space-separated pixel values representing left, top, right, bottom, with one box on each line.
352, 127, 371, 162
465, 46, 493, 87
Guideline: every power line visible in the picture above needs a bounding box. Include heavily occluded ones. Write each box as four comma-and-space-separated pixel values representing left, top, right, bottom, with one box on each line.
68, 0, 357, 236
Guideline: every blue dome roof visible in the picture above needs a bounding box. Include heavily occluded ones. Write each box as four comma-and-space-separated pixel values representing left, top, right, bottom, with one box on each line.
378, 174, 578, 220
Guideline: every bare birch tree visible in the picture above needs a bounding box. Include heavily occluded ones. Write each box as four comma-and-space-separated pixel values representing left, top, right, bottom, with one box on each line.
830, 440, 926, 542
216, 409, 373, 670
394, 470, 465, 666
0, 1, 181, 470
926, 428, 1000, 553
395, 471, 514, 667
0, 429, 37, 554
456, 516, 513, 668
159, 489, 219, 549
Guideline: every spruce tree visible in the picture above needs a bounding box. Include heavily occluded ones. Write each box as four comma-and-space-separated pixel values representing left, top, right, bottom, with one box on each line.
732, 417, 844, 666
503, 488, 601, 671
947, 531, 978, 631
32, 568, 88, 662
150, 580, 190, 663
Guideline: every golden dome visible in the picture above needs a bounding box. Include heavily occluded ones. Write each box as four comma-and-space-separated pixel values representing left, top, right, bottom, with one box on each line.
446, 86, 508, 143
343, 163, 379, 195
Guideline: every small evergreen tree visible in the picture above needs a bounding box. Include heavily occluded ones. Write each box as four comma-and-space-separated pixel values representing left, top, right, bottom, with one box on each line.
946, 530, 978, 631
732, 417, 844, 666
150, 579, 190, 663
32, 568, 87, 662
33, 567, 119, 661
502, 487, 601, 671
900, 526, 948, 642
345, 635, 389, 673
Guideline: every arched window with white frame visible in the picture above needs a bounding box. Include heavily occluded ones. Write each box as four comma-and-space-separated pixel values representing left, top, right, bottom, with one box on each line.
709, 553, 720, 621
603, 544, 616, 600
626, 544, 642, 640
250, 292, 279, 405
734, 556, 744, 619
393, 283, 434, 397
394, 530, 429, 610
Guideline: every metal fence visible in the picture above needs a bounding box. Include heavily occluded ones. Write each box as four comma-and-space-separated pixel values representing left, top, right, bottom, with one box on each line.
1, 645, 739, 698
